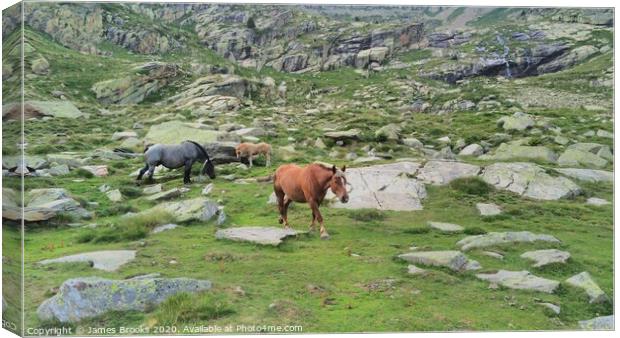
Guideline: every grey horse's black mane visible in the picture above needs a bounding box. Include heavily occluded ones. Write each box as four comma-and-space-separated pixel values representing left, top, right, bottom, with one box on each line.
185, 140, 211, 161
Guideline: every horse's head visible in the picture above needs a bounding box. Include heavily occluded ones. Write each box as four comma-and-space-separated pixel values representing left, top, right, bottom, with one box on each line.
202, 159, 216, 179
330, 165, 349, 203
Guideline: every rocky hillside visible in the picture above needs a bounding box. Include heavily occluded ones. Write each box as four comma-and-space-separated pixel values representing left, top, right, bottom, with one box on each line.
1, 3, 614, 334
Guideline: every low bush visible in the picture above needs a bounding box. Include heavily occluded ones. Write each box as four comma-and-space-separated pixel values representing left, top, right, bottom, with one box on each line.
449, 177, 494, 196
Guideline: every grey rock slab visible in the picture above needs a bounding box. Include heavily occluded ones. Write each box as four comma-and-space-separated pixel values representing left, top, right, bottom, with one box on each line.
106, 189, 123, 202
329, 162, 427, 211
416, 160, 480, 185
407, 264, 427, 275
538, 302, 560, 315
556, 168, 613, 183
481, 162, 581, 200
487, 144, 558, 163
476, 203, 502, 216
428, 221, 464, 233
146, 188, 182, 201
498, 112, 535, 131
142, 184, 162, 195
520, 249, 570, 267
586, 197, 610, 206
151, 223, 179, 234
39, 250, 136, 271
37, 277, 212, 323
458, 144, 484, 156
558, 149, 608, 168
482, 251, 504, 260
475, 270, 559, 293
578, 315, 614, 330
457, 231, 560, 251
153, 198, 221, 223
565, 272, 609, 304
398, 250, 481, 272
215, 227, 302, 246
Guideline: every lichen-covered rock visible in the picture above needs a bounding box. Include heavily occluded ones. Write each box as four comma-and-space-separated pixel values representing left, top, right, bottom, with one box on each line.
37, 277, 212, 323
398, 250, 481, 272
3, 100, 85, 119
476, 203, 502, 216
459, 144, 484, 156
481, 162, 581, 200
416, 160, 480, 185
579, 315, 614, 330
324, 129, 361, 141
497, 112, 535, 131
144, 121, 221, 145
485, 144, 558, 163
375, 123, 401, 140
558, 143, 610, 168
565, 272, 609, 304
215, 227, 301, 246
39, 250, 136, 272
31, 57, 50, 75
520, 249, 570, 267
427, 221, 464, 233
475, 270, 559, 293
556, 168, 613, 183
457, 231, 560, 251
152, 198, 222, 222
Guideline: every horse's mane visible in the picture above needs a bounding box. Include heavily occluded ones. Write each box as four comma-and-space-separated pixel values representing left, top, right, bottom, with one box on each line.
312, 161, 334, 170
185, 140, 211, 161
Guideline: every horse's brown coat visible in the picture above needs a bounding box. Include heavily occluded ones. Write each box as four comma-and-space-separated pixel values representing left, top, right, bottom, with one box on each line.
235, 142, 272, 167
273, 163, 349, 239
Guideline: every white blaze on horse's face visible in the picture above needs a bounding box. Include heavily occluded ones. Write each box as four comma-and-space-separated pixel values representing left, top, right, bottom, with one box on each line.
331, 167, 349, 203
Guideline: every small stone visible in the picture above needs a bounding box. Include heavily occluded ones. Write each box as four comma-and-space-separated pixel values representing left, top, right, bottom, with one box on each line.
482, 251, 504, 260
106, 189, 122, 202
38, 250, 135, 272
475, 270, 559, 293
459, 144, 484, 156
398, 250, 480, 272
476, 203, 502, 216
427, 221, 464, 233
586, 197, 610, 206
578, 315, 614, 330
215, 227, 302, 246
151, 223, 178, 234
142, 184, 162, 195
202, 183, 214, 195
538, 302, 560, 315
407, 264, 427, 275
457, 231, 560, 251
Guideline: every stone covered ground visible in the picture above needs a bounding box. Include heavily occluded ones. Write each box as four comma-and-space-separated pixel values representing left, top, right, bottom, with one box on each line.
1, 3, 614, 333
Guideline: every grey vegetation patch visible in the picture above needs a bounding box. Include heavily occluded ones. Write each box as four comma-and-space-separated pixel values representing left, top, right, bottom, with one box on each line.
398, 250, 481, 272
38, 250, 136, 271
565, 272, 609, 304
457, 231, 560, 251
520, 249, 570, 267
475, 270, 559, 293
215, 227, 303, 246
37, 277, 212, 323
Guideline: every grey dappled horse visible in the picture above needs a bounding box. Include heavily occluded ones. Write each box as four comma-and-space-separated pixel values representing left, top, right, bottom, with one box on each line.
137, 140, 216, 184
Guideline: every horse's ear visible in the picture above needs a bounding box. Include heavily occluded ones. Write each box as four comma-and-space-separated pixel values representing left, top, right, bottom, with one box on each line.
341, 165, 346, 172
332, 165, 336, 174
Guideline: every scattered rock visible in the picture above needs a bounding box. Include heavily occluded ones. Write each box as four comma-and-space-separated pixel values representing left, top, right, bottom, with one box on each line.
152, 223, 179, 234
538, 302, 561, 315
79, 165, 108, 177
556, 168, 613, 183
403, 138, 424, 148
144, 121, 221, 145
481, 162, 581, 200
459, 144, 484, 156
398, 250, 481, 272
153, 198, 221, 222
416, 160, 480, 185
146, 188, 182, 201
497, 112, 535, 131
520, 249, 570, 267
112, 131, 138, 141
475, 270, 559, 293
586, 197, 610, 206
38, 250, 136, 272
202, 183, 214, 195
215, 227, 302, 246
106, 189, 123, 202
578, 315, 614, 330
37, 277, 212, 323
428, 221, 464, 233
407, 264, 427, 275
485, 144, 558, 163
324, 129, 361, 141
482, 251, 504, 260
142, 184, 162, 195
375, 124, 401, 140
457, 231, 560, 251
565, 272, 609, 304
476, 203, 502, 216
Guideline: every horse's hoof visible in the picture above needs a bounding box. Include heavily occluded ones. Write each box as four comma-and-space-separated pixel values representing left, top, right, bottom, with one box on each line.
278, 218, 284, 224
320, 234, 330, 240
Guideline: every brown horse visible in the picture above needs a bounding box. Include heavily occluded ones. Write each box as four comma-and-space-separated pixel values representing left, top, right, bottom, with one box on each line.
235, 142, 272, 167
273, 163, 349, 239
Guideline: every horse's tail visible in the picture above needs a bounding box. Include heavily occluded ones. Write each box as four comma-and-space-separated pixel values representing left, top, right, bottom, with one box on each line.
185, 140, 211, 161
143, 143, 154, 153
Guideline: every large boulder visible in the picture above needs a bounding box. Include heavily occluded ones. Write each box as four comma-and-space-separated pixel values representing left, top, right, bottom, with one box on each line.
520, 249, 570, 267
375, 123, 401, 140
204, 141, 243, 164
558, 143, 611, 168
481, 162, 581, 200
152, 197, 222, 223
3, 101, 85, 120
329, 162, 427, 211
565, 272, 609, 304
324, 129, 361, 141
167, 74, 249, 115
92, 62, 180, 104
144, 121, 221, 145
37, 277, 212, 323
457, 231, 560, 251
497, 112, 535, 131
555, 168, 613, 183
578, 315, 614, 330
485, 144, 558, 163
415, 160, 481, 185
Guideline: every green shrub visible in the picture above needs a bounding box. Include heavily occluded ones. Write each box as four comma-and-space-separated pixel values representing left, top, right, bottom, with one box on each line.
152, 293, 235, 326
449, 177, 494, 196
119, 186, 142, 198
404, 227, 430, 234
464, 227, 487, 235
74, 168, 94, 178
97, 204, 136, 217
350, 209, 386, 222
